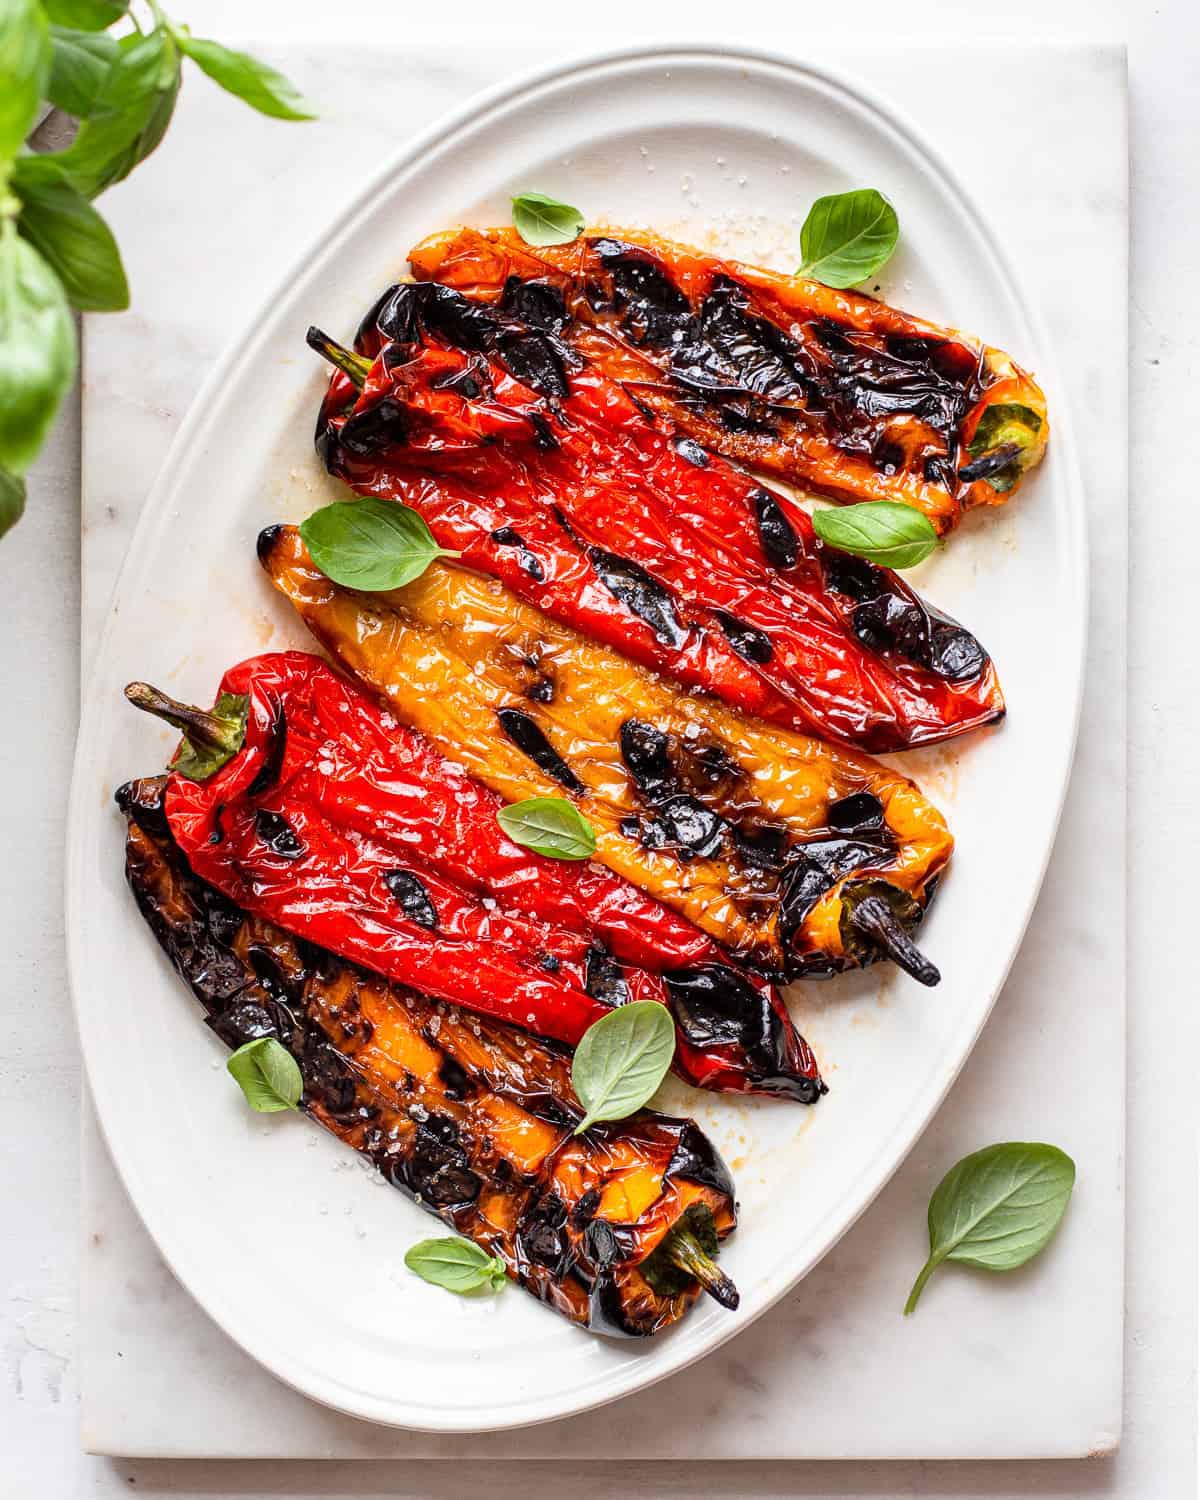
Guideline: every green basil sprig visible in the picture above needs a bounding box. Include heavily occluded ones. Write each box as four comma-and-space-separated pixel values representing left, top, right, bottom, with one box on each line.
511, 191, 584, 248
812, 500, 938, 569
0, 1, 313, 538
799, 187, 899, 289
405, 1237, 508, 1296
300, 496, 459, 592
0, 222, 76, 474
571, 1000, 676, 1134
226, 1036, 303, 1113
496, 796, 596, 861
904, 1142, 1076, 1314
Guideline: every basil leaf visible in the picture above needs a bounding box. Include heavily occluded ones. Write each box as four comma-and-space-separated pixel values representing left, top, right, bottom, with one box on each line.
226, 1036, 303, 1113
571, 1000, 675, 1134
511, 192, 584, 248
405, 1237, 508, 1295
46, 24, 118, 117
812, 500, 938, 569
799, 188, 899, 289
0, 467, 25, 539
175, 35, 316, 122
14, 156, 128, 311
496, 796, 596, 861
52, 27, 181, 199
0, 227, 76, 475
300, 496, 457, 591
963, 402, 1044, 494
41, 0, 127, 29
0, 0, 51, 160
904, 1142, 1075, 1314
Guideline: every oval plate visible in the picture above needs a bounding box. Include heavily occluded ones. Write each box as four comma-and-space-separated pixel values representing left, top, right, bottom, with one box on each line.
67, 44, 1085, 1432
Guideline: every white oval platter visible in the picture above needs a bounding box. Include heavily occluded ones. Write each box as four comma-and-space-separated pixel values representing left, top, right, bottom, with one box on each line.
66, 44, 1085, 1432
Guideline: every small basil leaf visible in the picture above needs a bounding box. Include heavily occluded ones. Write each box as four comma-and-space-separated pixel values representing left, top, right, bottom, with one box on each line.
571, 1000, 675, 1134
799, 188, 899, 289
226, 1036, 303, 1113
963, 402, 1044, 493
46, 24, 118, 117
511, 192, 585, 248
176, 35, 316, 122
812, 500, 938, 569
41, 0, 127, 29
299, 496, 457, 591
14, 156, 129, 311
52, 27, 181, 199
0, 0, 51, 159
496, 796, 596, 861
170, 690, 248, 781
404, 1237, 508, 1296
0, 468, 26, 539
0, 229, 77, 476
904, 1142, 1075, 1314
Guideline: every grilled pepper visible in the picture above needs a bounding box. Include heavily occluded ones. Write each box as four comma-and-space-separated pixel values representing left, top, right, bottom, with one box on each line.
119, 777, 739, 1336
310, 288, 1003, 753
124, 651, 821, 1101
259, 527, 952, 985
407, 225, 1048, 534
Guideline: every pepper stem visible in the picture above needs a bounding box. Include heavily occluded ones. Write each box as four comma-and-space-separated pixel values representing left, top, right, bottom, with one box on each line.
848, 895, 940, 987
125, 683, 241, 750
660, 1226, 740, 1311
306, 326, 371, 388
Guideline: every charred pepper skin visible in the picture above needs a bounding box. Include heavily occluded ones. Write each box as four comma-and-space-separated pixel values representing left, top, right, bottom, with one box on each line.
118, 782, 738, 1337
407, 225, 1049, 534
259, 529, 951, 986
132, 651, 823, 1102
313, 287, 1003, 755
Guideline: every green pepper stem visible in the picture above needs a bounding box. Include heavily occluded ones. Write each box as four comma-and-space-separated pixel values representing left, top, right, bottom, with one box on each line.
848, 895, 940, 987
661, 1227, 740, 1311
306, 326, 371, 388
124, 682, 243, 755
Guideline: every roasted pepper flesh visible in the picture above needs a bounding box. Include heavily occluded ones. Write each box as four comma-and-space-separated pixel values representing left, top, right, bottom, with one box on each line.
132, 651, 821, 1101
259, 528, 952, 983
314, 289, 1003, 754
407, 226, 1048, 534
119, 779, 738, 1337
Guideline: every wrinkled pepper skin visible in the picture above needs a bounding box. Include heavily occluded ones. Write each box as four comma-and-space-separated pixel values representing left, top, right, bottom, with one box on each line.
151, 652, 822, 1101
259, 529, 952, 984
119, 780, 738, 1337
316, 286, 1003, 754
407, 225, 1048, 534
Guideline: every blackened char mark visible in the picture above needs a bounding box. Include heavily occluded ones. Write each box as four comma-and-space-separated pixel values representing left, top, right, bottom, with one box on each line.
490, 525, 546, 581
247, 703, 287, 796
591, 238, 693, 347
584, 945, 628, 1008
752, 488, 799, 570
674, 277, 808, 402
673, 436, 710, 468
517, 1191, 570, 1275
337, 397, 408, 457
586, 548, 687, 649
618, 720, 724, 860
382, 868, 439, 931
828, 791, 885, 834
496, 707, 584, 793
823, 548, 988, 683
664, 1117, 738, 1199
494, 328, 570, 400
778, 825, 895, 956
713, 609, 773, 665
394, 1113, 481, 1209
499, 275, 569, 333
254, 809, 304, 859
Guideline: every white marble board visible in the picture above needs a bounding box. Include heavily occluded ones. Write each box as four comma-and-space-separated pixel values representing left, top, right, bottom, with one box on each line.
77, 38, 1127, 1459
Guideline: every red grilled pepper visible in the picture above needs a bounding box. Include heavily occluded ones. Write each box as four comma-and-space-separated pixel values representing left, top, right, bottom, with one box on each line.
309, 283, 1003, 754
124, 651, 823, 1102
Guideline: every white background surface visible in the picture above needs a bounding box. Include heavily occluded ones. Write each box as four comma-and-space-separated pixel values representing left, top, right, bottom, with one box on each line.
0, 0, 1194, 1497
